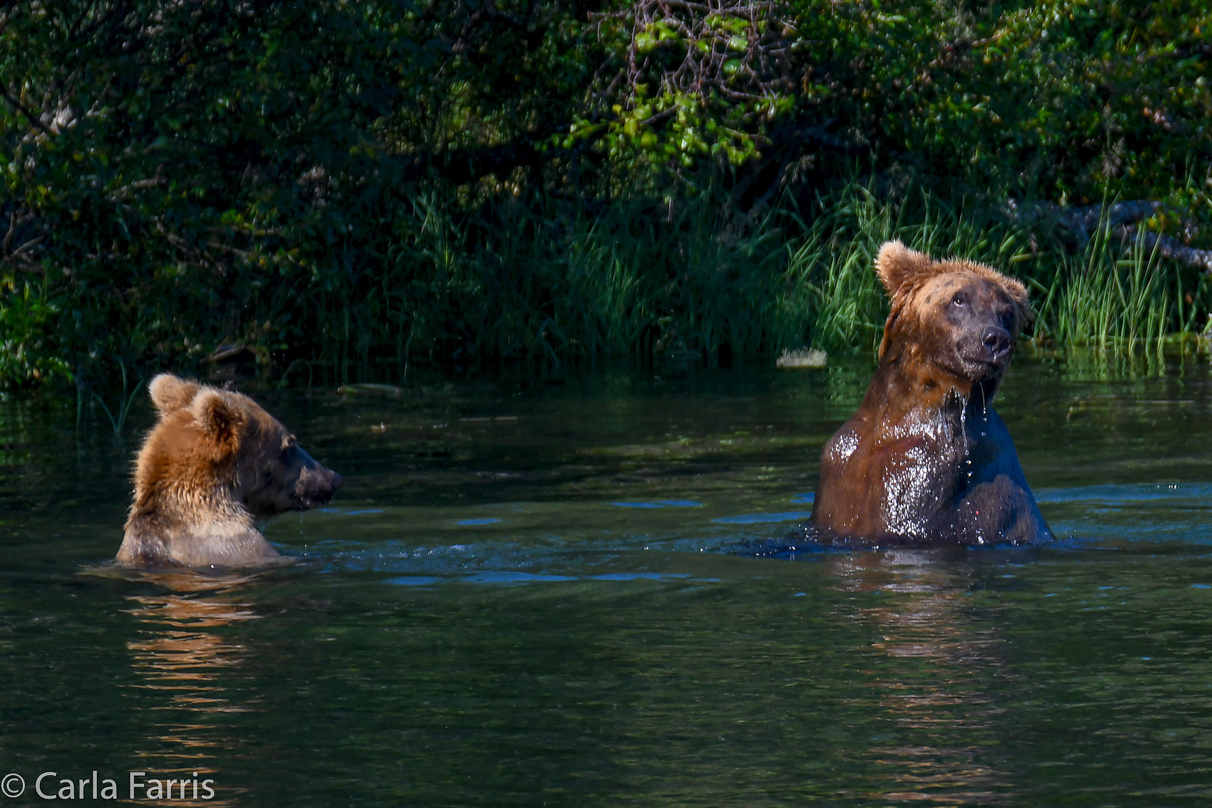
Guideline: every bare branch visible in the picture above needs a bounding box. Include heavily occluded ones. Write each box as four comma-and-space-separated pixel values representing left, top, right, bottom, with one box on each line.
0, 85, 55, 138
1006, 199, 1212, 272
1128, 229, 1212, 273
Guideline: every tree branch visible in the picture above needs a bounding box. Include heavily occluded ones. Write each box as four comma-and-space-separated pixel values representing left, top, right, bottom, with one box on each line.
0, 85, 55, 138
1006, 199, 1212, 272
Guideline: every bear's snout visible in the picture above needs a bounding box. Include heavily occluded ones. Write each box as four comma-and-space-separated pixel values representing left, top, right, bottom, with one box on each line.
981, 326, 1013, 364
954, 321, 1016, 381
318, 469, 342, 499
297, 464, 341, 507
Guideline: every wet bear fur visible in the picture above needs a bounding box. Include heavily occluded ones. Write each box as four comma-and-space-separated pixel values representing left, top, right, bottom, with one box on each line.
808, 241, 1053, 546
117, 374, 342, 567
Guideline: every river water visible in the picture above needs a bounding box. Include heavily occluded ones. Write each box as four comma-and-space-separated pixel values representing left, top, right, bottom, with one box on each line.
3, 355, 1212, 805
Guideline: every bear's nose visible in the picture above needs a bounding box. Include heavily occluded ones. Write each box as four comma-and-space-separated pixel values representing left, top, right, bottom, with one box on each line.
982, 326, 1012, 361
330, 472, 343, 490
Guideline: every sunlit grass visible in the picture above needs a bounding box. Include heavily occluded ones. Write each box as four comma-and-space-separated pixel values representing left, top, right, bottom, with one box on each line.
322, 179, 1196, 380
12, 177, 1202, 394
1036, 221, 1174, 355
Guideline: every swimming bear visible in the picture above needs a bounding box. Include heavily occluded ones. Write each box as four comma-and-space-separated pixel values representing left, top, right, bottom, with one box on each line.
807, 241, 1053, 546
117, 374, 342, 567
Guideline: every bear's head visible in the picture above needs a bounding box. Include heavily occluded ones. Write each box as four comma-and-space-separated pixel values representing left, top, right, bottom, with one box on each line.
143, 374, 342, 522
875, 241, 1032, 392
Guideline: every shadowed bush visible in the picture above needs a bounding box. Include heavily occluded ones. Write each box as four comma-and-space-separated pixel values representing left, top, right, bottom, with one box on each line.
3, 1, 1210, 392
4, 175, 1205, 394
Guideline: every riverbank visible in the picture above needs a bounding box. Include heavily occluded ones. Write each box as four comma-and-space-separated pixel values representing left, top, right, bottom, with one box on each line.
5, 179, 1209, 398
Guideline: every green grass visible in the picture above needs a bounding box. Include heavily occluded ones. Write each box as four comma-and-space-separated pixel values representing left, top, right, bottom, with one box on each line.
2, 178, 1206, 393
1036, 221, 1175, 354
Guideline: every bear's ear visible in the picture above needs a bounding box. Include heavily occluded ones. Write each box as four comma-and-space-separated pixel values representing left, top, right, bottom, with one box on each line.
1001, 275, 1034, 327
876, 240, 933, 298
190, 389, 246, 448
149, 374, 200, 417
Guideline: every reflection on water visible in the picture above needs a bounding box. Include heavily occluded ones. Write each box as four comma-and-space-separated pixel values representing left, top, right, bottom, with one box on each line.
125, 572, 263, 807
829, 552, 1007, 805
5, 358, 1212, 805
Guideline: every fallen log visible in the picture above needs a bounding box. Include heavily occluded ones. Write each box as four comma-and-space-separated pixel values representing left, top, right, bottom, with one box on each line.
1005, 199, 1212, 272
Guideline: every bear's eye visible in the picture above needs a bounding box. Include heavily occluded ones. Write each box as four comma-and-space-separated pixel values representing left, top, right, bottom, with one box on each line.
950, 293, 968, 308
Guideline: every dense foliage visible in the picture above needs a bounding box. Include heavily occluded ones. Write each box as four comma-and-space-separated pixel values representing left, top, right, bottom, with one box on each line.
2, 0, 1209, 389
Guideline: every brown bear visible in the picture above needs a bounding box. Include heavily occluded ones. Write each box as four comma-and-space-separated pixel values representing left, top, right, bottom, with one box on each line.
117, 374, 342, 567
808, 241, 1053, 546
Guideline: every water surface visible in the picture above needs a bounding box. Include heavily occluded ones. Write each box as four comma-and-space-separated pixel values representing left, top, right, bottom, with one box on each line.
4, 356, 1212, 805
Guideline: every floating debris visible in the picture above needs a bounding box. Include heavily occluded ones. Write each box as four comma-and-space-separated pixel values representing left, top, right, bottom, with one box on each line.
337, 383, 403, 397
208, 341, 253, 363
776, 347, 828, 369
